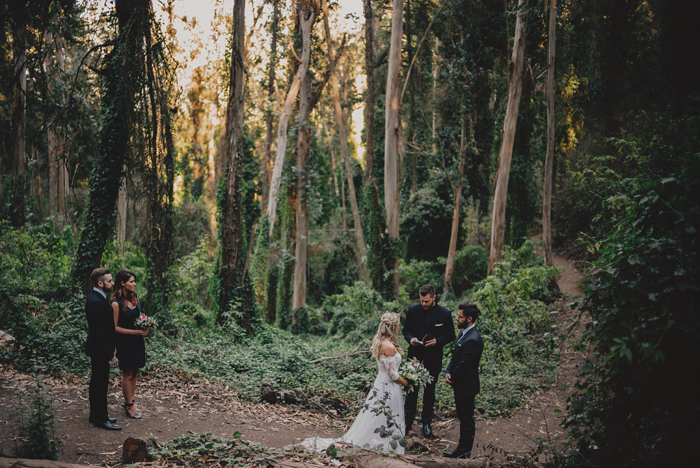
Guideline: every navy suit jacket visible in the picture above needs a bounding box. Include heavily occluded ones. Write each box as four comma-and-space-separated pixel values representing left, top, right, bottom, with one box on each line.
445, 326, 484, 396
84, 290, 116, 360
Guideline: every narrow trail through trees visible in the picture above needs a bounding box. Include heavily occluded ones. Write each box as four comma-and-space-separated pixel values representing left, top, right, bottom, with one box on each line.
0, 251, 585, 466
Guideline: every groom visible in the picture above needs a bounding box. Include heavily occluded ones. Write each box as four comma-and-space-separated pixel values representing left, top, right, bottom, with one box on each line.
403, 284, 455, 438
443, 303, 484, 459
84, 268, 121, 430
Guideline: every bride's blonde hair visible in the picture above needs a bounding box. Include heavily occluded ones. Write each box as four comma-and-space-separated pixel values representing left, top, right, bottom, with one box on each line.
370, 312, 404, 360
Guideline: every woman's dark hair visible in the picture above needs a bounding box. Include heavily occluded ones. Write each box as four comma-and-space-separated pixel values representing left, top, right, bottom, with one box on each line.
112, 269, 138, 311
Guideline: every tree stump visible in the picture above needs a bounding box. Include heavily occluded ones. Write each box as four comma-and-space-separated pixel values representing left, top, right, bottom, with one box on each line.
123, 436, 153, 463
0, 330, 15, 348
261, 384, 279, 404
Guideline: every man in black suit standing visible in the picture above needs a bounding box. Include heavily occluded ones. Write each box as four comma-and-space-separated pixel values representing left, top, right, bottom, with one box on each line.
403, 284, 455, 438
443, 303, 484, 458
84, 268, 121, 430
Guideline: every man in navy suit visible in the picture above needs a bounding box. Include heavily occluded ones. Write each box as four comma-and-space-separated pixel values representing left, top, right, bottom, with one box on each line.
84, 268, 121, 430
443, 303, 484, 458
403, 284, 455, 438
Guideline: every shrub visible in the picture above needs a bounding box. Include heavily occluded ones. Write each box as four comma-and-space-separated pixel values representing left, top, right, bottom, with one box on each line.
3, 375, 62, 460
566, 167, 700, 466
0, 220, 73, 300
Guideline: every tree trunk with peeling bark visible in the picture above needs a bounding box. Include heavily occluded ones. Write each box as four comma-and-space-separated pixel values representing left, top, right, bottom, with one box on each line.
266, 2, 318, 235
292, 73, 311, 310
261, 0, 280, 209
384, 0, 404, 298
322, 0, 368, 280
488, 0, 527, 274
543, 0, 556, 267
444, 123, 467, 293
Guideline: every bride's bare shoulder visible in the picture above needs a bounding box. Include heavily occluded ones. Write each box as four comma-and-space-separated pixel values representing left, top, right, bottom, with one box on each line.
379, 339, 397, 357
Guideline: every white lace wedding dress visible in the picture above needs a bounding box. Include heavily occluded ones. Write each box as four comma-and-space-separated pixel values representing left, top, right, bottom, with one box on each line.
302, 354, 405, 454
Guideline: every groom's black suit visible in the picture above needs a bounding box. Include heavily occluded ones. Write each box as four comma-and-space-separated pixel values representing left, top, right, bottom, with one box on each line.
445, 325, 484, 457
84, 289, 116, 424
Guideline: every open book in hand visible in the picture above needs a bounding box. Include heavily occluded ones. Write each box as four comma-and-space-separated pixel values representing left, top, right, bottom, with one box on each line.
415, 334, 435, 346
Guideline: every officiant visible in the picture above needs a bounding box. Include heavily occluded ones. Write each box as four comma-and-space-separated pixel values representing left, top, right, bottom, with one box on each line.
403, 284, 455, 438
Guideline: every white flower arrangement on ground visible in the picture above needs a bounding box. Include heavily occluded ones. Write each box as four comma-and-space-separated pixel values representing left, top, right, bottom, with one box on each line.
399, 358, 433, 393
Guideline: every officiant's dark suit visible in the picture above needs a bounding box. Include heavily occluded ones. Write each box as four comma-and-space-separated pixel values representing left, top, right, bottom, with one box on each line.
403, 284, 455, 436
444, 303, 484, 459
84, 268, 120, 430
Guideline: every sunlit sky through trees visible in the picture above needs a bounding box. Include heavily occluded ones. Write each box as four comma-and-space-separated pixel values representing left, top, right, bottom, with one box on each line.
155, 0, 367, 177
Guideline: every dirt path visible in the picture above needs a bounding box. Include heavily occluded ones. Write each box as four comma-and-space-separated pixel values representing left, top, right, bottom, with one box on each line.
439, 250, 586, 462
0, 251, 585, 466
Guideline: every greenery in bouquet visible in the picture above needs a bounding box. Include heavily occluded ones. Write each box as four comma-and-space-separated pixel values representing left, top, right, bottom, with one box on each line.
134, 315, 156, 331
399, 358, 432, 393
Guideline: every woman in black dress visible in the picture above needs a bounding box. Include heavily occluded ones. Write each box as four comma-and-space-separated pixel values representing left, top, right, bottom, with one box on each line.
112, 269, 148, 419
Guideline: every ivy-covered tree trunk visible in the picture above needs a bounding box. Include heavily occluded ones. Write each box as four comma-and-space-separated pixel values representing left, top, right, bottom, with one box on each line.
73, 0, 146, 290
10, 12, 27, 228
542, 0, 557, 267
488, 0, 526, 274
276, 182, 297, 330
217, 0, 257, 331
261, 0, 280, 210
363, 0, 395, 298
142, 8, 176, 318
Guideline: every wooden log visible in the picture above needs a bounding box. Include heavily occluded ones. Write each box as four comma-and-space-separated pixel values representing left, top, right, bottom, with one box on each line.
399, 454, 486, 467
122, 436, 153, 463
0, 458, 98, 468
348, 452, 417, 468
348, 451, 487, 468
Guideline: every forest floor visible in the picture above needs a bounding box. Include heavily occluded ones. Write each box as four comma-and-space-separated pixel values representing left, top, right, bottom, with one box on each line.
0, 249, 586, 467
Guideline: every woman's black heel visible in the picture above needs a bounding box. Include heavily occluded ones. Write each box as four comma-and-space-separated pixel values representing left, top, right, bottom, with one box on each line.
124, 401, 143, 419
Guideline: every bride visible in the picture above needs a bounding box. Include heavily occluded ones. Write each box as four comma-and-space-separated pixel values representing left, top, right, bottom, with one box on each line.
302, 312, 410, 453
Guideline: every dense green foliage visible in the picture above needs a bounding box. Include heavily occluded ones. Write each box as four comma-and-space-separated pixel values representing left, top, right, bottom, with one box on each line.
545, 0, 700, 465
1, 236, 560, 420
149, 431, 285, 466
564, 130, 700, 466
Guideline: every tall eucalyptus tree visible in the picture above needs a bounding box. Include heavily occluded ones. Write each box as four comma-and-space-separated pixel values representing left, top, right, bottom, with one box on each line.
217, 0, 258, 330
488, 0, 527, 273
542, 0, 557, 267
384, 0, 404, 298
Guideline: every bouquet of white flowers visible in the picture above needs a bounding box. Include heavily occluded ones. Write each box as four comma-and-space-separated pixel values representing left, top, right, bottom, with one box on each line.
399, 358, 433, 393
134, 315, 156, 331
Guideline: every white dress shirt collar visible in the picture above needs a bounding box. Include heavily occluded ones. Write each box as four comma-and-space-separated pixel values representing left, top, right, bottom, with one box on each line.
92, 287, 107, 299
